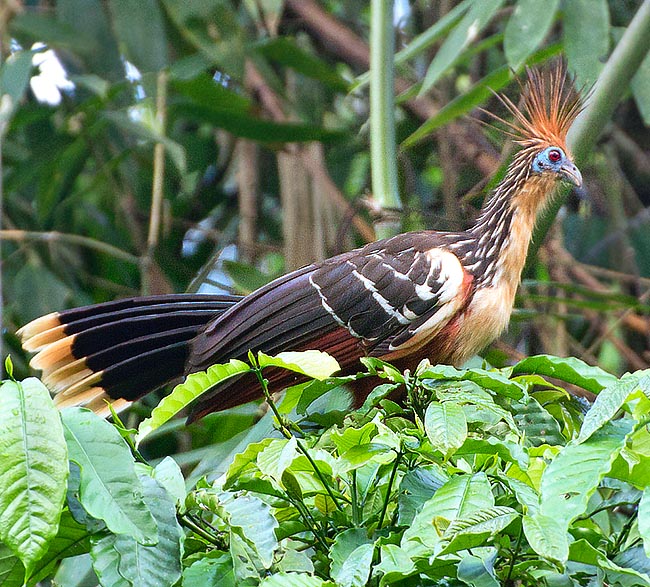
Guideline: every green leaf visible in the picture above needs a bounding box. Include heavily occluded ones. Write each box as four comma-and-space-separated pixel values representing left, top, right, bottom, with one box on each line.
0, 49, 35, 134
0, 541, 24, 587
578, 375, 642, 443
418, 363, 525, 399
511, 396, 564, 446
183, 553, 236, 587
28, 509, 92, 584
0, 378, 68, 575
91, 475, 181, 587
258, 350, 341, 381
257, 437, 299, 483
260, 573, 335, 587
504, 0, 560, 69
62, 408, 157, 544
173, 103, 346, 143
640, 486, 650, 558
457, 551, 500, 587
523, 513, 569, 564
153, 457, 186, 509
419, 0, 505, 95
375, 544, 416, 584
136, 359, 250, 443
329, 529, 374, 587
107, 0, 169, 72
424, 401, 468, 457
456, 437, 529, 469
563, 0, 610, 88
220, 492, 279, 568
398, 466, 449, 525
511, 354, 618, 394
255, 37, 349, 91
439, 506, 518, 555
402, 473, 494, 558
632, 48, 650, 125
223, 260, 274, 294
539, 420, 632, 530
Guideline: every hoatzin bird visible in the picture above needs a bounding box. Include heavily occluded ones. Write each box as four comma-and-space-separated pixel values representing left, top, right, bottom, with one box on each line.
18, 65, 583, 421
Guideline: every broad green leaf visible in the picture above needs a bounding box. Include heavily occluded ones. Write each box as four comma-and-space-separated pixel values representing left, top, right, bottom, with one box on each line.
457, 551, 500, 587
331, 422, 377, 454
0, 541, 24, 587
0, 378, 68, 574
153, 457, 186, 508
439, 506, 518, 556
28, 510, 92, 585
632, 48, 650, 124
90, 533, 128, 587
523, 513, 569, 564
402, 473, 494, 558
62, 408, 157, 544
418, 363, 525, 399
223, 260, 274, 294
375, 544, 417, 584
398, 466, 449, 525
578, 375, 641, 443
330, 529, 374, 587
456, 437, 529, 469
107, 0, 169, 72
173, 103, 346, 143
539, 420, 632, 529
511, 395, 564, 446
219, 492, 279, 568
183, 553, 236, 587
136, 359, 250, 443
419, 0, 505, 95
563, 0, 610, 88
260, 573, 335, 587
570, 539, 650, 586
640, 486, 650, 558
504, 0, 560, 70
10, 13, 95, 54
111, 476, 182, 587
257, 437, 299, 483
258, 350, 341, 381
425, 401, 467, 457
511, 354, 617, 394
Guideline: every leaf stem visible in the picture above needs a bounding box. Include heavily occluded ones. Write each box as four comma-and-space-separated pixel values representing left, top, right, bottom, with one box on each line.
249, 353, 344, 512
378, 449, 402, 529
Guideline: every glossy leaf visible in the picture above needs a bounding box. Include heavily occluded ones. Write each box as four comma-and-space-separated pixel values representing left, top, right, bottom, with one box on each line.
511, 354, 618, 393
504, 0, 560, 70
136, 359, 251, 443
419, 0, 505, 95
424, 401, 467, 457
258, 350, 341, 381
0, 378, 68, 575
563, 0, 610, 87
62, 408, 157, 544
523, 513, 569, 564
329, 529, 374, 587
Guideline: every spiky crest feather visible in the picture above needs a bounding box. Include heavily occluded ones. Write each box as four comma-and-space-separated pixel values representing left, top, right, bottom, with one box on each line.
485, 62, 583, 154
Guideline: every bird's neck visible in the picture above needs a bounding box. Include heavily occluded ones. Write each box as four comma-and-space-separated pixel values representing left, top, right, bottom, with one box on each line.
464, 162, 557, 288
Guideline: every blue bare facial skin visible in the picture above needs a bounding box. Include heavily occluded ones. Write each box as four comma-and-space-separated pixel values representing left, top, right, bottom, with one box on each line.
532, 146, 582, 187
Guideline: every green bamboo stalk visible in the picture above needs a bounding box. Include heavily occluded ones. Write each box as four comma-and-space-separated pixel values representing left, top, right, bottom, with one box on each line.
370, 0, 402, 240
529, 0, 650, 258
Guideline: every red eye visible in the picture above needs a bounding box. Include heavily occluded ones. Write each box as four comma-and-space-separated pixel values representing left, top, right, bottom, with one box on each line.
548, 149, 562, 163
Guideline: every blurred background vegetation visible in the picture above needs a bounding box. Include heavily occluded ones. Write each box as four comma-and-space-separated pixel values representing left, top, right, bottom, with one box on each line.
1, 0, 650, 455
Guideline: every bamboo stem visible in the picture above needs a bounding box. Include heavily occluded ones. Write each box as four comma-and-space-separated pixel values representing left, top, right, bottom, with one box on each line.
370, 0, 402, 239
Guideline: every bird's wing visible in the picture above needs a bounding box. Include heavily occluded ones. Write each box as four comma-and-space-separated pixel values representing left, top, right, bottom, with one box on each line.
188, 232, 473, 415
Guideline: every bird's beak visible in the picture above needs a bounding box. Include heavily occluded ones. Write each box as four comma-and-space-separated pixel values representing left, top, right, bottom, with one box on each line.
559, 161, 582, 187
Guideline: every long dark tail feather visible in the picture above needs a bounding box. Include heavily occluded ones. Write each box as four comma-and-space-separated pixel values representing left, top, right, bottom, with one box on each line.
18, 294, 241, 416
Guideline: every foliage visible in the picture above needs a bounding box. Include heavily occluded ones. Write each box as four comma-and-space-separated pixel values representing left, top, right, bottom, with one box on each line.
2, 351, 650, 586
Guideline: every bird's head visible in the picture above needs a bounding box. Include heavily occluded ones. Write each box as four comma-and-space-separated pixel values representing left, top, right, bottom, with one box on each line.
485, 63, 585, 191
531, 145, 582, 187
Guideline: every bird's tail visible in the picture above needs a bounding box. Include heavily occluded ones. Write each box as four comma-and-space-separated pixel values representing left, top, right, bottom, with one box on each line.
17, 294, 241, 416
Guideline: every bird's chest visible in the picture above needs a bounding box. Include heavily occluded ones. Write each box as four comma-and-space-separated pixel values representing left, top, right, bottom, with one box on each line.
446, 280, 517, 364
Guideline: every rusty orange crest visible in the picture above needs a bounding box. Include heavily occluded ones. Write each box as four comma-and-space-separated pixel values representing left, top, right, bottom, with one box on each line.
487, 62, 584, 154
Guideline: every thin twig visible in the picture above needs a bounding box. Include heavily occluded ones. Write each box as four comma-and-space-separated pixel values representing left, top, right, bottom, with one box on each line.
0, 229, 140, 264
142, 69, 168, 294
